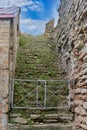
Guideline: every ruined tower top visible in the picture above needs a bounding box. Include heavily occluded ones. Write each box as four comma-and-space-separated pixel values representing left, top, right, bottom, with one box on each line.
44, 19, 55, 37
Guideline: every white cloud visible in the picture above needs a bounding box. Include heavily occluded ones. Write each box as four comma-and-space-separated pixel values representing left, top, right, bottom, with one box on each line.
0, 0, 45, 35
20, 18, 47, 35
0, 0, 31, 7
0, 0, 43, 11
52, 1, 59, 27
22, 7, 28, 12
28, 4, 41, 11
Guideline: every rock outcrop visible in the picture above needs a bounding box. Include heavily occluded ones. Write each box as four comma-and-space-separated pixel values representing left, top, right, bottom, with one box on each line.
55, 0, 87, 129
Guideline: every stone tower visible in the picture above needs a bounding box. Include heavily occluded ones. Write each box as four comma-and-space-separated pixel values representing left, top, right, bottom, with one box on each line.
44, 19, 55, 37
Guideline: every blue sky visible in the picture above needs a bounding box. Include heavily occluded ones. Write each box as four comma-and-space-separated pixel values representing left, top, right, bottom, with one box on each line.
0, 0, 60, 35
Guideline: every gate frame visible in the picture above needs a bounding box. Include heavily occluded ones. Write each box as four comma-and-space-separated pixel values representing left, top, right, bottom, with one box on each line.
11, 79, 72, 110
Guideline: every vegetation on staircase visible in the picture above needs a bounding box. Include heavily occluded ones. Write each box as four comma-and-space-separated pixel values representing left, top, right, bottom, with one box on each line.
9, 34, 73, 126
15, 34, 63, 80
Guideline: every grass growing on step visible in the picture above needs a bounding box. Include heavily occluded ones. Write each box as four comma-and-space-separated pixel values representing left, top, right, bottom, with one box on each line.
8, 119, 17, 124
14, 34, 66, 106
15, 37, 62, 80
10, 34, 68, 122
19, 35, 28, 46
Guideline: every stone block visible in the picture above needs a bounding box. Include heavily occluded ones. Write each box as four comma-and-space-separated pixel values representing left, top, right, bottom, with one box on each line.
30, 114, 40, 120
77, 80, 87, 87
12, 117, 28, 125
75, 88, 81, 94
74, 100, 83, 106
0, 125, 6, 130
83, 55, 87, 61
0, 70, 9, 99
7, 124, 75, 130
80, 109, 87, 116
9, 114, 21, 118
81, 95, 87, 100
44, 114, 58, 119
83, 102, 87, 109
6, 125, 20, 130
80, 124, 87, 130
81, 89, 87, 94
2, 104, 9, 114
58, 114, 73, 122
75, 94, 81, 100
0, 44, 9, 69
79, 75, 87, 81
44, 119, 58, 123
0, 114, 8, 125
75, 106, 82, 114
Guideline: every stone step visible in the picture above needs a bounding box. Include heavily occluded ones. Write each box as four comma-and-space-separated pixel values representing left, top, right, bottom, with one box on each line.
29, 112, 73, 123
44, 119, 58, 123
30, 114, 40, 120
44, 114, 58, 119
58, 114, 73, 122
7, 123, 75, 130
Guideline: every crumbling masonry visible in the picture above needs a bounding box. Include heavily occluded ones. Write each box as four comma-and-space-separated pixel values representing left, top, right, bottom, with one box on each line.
55, 0, 87, 129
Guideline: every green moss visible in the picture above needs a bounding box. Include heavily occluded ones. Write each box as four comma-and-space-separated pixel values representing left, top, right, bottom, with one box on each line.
27, 119, 34, 125
8, 119, 17, 124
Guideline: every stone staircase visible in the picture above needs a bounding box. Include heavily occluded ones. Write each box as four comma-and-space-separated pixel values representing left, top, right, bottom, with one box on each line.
9, 35, 74, 129
28, 109, 73, 124
9, 109, 74, 130
15, 35, 63, 80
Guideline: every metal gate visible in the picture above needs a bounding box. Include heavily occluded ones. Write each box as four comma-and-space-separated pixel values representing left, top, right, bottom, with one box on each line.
11, 79, 71, 110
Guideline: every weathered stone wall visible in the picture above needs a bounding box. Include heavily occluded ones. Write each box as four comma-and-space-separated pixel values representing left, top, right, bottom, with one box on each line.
0, 15, 19, 129
9, 16, 20, 109
55, 0, 87, 129
0, 19, 10, 130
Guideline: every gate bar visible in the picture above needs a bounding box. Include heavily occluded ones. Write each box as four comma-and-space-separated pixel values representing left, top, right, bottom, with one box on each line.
12, 106, 69, 110
44, 80, 46, 108
36, 81, 39, 107
12, 79, 15, 107
14, 79, 67, 82
68, 80, 71, 108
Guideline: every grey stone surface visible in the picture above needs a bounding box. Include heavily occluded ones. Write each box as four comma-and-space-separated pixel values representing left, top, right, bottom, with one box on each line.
9, 114, 22, 118
6, 123, 75, 130
83, 102, 87, 109
12, 117, 28, 125
44, 114, 58, 119
30, 114, 40, 120
54, 0, 87, 129
44, 119, 58, 123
